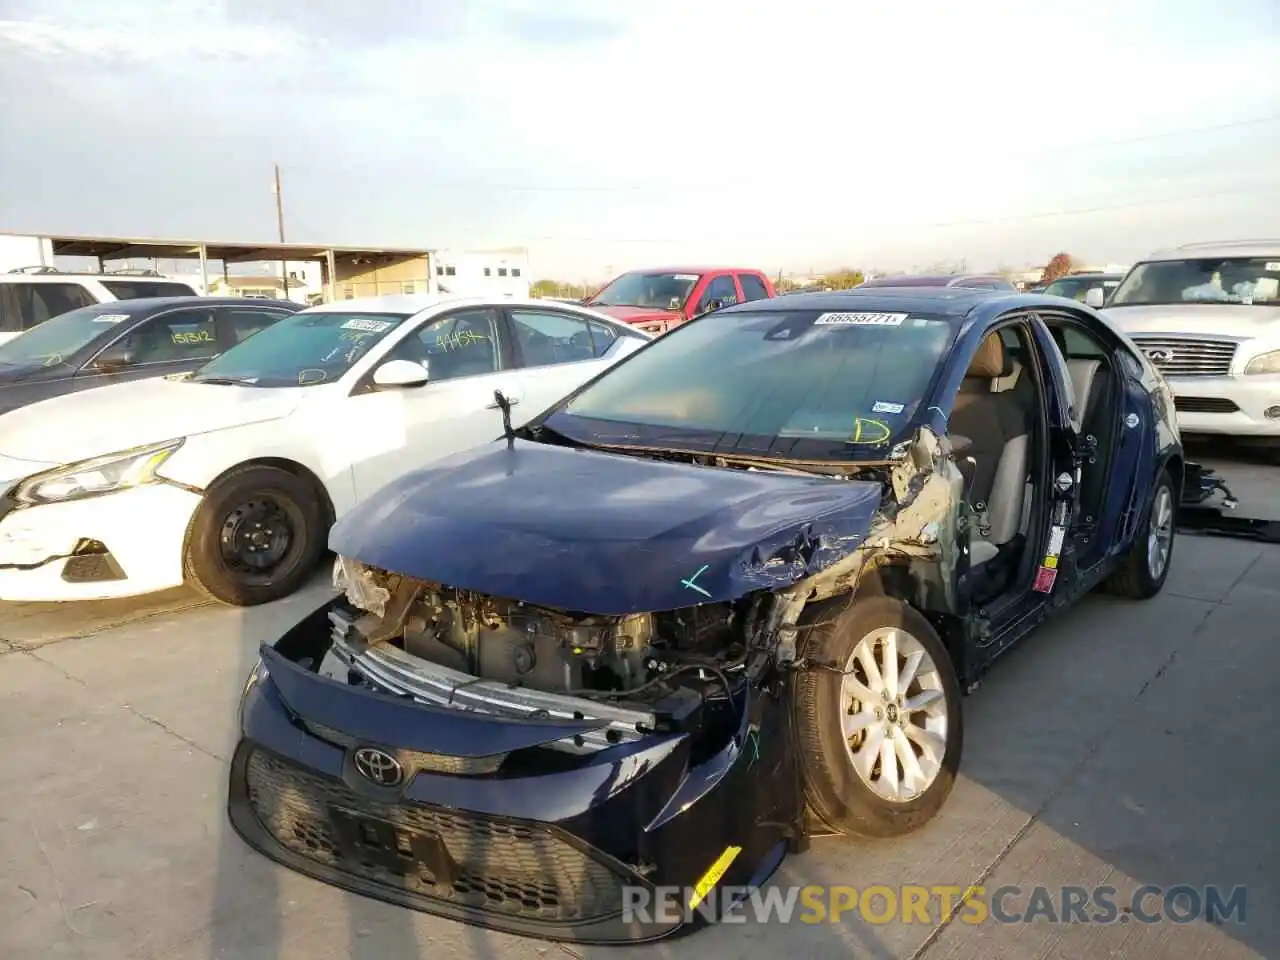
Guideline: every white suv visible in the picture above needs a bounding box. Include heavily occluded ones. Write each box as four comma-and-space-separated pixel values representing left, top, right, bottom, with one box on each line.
1098, 241, 1280, 455
0, 269, 200, 345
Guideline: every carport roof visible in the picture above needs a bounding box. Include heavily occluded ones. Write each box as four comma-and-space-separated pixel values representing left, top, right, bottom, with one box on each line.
14, 232, 435, 264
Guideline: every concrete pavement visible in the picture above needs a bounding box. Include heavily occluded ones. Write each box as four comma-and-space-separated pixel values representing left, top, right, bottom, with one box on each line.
1, 538, 1275, 960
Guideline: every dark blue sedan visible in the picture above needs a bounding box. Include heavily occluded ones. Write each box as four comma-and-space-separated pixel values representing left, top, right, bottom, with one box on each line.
0, 296, 300, 415
227, 287, 1183, 943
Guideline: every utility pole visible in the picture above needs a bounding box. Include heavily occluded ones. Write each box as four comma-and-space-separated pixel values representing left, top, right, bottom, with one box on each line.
272, 162, 289, 298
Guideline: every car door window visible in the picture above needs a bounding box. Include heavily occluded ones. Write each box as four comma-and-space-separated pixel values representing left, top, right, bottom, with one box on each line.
586, 319, 619, 355
696, 274, 739, 312
4, 282, 98, 332
218, 307, 291, 345
118, 309, 220, 364
388, 308, 501, 381
509, 309, 602, 367
738, 273, 770, 301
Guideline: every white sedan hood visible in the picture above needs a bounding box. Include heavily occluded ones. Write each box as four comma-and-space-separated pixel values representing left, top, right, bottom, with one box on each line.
0, 377, 304, 466
1102, 303, 1280, 339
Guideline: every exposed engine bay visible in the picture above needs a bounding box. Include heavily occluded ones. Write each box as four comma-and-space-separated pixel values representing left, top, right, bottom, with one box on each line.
332, 556, 753, 702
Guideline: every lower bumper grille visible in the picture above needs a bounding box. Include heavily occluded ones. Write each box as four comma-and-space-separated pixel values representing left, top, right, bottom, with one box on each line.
243, 749, 625, 924
1174, 396, 1240, 414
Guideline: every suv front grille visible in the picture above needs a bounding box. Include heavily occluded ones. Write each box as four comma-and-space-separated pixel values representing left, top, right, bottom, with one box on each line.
244, 749, 625, 923
1131, 336, 1237, 377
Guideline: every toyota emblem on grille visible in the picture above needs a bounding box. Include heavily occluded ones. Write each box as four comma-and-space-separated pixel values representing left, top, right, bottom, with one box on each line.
1144, 348, 1174, 363
353, 747, 403, 786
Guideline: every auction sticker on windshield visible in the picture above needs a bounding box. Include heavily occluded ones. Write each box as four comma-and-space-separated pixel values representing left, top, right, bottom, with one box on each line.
814, 312, 907, 326
342, 318, 394, 333
93, 314, 131, 323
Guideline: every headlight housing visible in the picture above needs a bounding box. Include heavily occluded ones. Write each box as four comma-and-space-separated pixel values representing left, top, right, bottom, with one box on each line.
1244, 350, 1280, 375
12, 438, 184, 506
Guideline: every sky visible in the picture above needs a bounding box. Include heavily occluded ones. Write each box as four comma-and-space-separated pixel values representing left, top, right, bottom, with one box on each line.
0, 0, 1277, 280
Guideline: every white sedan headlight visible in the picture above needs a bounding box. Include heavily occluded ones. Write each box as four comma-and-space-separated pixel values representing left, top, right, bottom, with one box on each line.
1244, 350, 1280, 375
12, 439, 184, 506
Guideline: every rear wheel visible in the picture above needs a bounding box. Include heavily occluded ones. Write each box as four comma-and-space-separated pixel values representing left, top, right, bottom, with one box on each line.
1105, 469, 1176, 600
183, 465, 328, 606
795, 596, 963, 838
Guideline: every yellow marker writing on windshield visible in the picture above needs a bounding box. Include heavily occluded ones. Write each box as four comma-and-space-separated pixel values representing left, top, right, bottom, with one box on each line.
848, 418, 891, 445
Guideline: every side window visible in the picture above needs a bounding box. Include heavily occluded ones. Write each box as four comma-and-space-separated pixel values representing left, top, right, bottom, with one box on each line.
738, 274, 770, 301
509, 309, 601, 367
219, 308, 289, 345
8, 282, 98, 331
696, 274, 739, 312
119, 309, 220, 363
587, 319, 618, 355
389, 308, 500, 381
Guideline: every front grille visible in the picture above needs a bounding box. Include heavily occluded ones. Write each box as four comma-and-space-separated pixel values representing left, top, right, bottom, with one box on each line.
1174, 396, 1239, 414
244, 749, 624, 923
1131, 336, 1237, 377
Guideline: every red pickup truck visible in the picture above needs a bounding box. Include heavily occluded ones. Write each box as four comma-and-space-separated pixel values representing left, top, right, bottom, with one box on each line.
583, 267, 775, 335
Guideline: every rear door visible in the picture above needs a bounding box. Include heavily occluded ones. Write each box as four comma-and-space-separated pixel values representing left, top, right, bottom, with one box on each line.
502, 306, 628, 417
213, 304, 297, 351
736, 272, 773, 302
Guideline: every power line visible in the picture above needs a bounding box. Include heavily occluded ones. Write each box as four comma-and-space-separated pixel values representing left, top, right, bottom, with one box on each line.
517, 185, 1280, 245
277, 115, 1280, 194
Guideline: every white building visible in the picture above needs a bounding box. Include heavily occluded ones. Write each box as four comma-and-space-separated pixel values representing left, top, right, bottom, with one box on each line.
0, 235, 54, 273
433, 247, 530, 297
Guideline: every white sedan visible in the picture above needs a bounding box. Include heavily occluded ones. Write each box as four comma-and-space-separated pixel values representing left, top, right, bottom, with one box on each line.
0, 294, 650, 605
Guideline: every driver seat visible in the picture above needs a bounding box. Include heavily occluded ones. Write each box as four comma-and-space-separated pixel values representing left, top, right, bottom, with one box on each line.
950, 334, 1033, 567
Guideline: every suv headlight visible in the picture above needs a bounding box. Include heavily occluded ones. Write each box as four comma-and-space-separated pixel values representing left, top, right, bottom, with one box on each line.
12, 439, 184, 506
1244, 351, 1280, 375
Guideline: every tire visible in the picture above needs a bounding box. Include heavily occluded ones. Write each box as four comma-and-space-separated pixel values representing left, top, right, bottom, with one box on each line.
183, 465, 328, 606
1104, 468, 1176, 600
794, 596, 963, 839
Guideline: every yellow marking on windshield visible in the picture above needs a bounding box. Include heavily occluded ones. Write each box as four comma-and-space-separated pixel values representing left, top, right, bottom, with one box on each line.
848, 418, 891, 445
297, 368, 327, 384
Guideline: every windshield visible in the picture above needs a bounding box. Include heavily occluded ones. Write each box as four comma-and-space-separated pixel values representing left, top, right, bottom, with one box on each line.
1109, 258, 1280, 307
101, 280, 199, 299
1045, 276, 1120, 302
192, 310, 410, 387
548, 308, 956, 460
0, 304, 133, 368
588, 272, 701, 309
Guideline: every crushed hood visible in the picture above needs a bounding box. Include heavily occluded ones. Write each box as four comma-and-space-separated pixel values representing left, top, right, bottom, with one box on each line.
329, 439, 883, 615
0, 377, 303, 465
1103, 303, 1280, 339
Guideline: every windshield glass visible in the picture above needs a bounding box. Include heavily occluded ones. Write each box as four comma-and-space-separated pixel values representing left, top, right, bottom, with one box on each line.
192, 311, 410, 387
0, 304, 133, 368
100, 280, 199, 299
548, 308, 956, 460
1045, 276, 1120, 302
588, 272, 701, 309
1110, 258, 1280, 307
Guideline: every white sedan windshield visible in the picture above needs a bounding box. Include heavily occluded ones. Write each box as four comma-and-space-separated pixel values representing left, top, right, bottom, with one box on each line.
192, 311, 411, 387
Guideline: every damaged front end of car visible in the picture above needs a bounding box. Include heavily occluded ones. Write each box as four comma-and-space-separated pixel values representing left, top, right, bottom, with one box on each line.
226, 427, 969, 943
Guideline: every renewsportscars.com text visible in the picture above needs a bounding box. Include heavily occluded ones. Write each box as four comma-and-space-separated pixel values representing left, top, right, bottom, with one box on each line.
623, 884, 1248, 926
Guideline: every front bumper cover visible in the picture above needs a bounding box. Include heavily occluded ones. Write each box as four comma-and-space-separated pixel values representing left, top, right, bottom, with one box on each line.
227, 599, 801, 944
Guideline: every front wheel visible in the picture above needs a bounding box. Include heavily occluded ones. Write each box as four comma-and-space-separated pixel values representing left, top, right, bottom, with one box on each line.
794, 596, 963, 839
1104, 469, 1176, 600
183, 465, 328, 606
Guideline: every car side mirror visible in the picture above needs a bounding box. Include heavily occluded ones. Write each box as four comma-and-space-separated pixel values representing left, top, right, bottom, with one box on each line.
1084, 287, 1105, 308
372, 359, 429, 388
702, 299, 723, 313
94, 342, 136, 370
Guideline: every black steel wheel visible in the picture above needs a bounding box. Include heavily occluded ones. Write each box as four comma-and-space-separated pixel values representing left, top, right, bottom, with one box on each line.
184, 465, 328, 606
